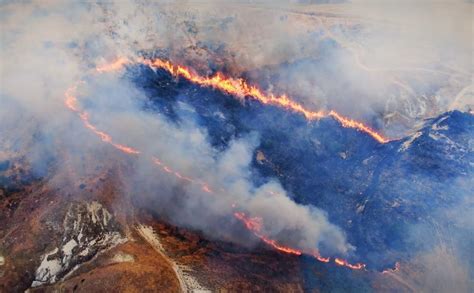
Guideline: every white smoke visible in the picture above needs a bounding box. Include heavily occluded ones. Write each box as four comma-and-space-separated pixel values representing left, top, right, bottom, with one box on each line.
92, 0, 472, 137
0, 1, 352, 257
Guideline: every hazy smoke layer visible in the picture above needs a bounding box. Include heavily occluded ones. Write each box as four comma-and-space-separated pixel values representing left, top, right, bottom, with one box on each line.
1, 3, 473, 289
104, 0, 471, 137
0, 1, 352, 257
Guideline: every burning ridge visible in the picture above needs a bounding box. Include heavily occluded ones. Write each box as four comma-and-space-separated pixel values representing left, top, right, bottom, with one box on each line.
112, 57, 389, 144
61, 57, 396, 271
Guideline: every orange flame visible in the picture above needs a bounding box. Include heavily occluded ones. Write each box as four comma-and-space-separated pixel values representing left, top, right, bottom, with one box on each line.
96, 57, 130, 73
233, 211, 367, 269
65, 84, 216, 196
138, 58, 389, 143
64, 85, 140, 155
151, 156, 213, 194
328, 111, 387, 145
335, 258, 366, 270
61, 58, 386, 273
91, 57, 389, 143
234, 212, 302, 256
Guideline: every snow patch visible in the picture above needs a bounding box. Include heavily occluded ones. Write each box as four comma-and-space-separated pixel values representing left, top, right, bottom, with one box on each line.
62, 239, 78, 264
63, 239, 78, 255
136, 224, 165, 252
31, 201, 126, 288
32, 248, 62, 287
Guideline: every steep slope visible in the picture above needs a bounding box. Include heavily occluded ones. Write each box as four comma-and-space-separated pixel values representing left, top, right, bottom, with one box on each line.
130, 62, 473, 273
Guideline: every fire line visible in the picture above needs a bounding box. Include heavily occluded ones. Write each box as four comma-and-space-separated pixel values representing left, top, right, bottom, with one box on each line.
138, 57, 389, 144
95, 57, 389, 143
62, 57, 398, 272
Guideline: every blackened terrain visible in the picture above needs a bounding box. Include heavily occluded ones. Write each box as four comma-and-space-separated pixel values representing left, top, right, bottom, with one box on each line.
129, 62, 474, 273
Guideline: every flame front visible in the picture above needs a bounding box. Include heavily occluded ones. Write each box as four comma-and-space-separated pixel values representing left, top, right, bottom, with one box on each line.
234, 212, 303, 256
233, 211, 364, 269
96, 57, 389, 143
334, 258, 366, 270
64, 85, 140, 155
138, 58, 389, 144
62, 58, 380, 273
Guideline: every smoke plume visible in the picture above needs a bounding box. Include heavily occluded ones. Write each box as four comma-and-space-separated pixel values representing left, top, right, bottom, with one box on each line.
0, 0, 352, 258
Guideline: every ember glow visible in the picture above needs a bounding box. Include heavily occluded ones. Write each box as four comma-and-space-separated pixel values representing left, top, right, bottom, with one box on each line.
151, 156, 213, 193
335, 258, 366, 270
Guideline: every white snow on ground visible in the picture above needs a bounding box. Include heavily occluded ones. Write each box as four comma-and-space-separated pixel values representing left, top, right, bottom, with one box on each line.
31, 201, 127, 288
31, 248, 62, 287
136, 224, 211, 293
87, 201, 112, 226
399, 132, 422, 152
63, 239, 78, 254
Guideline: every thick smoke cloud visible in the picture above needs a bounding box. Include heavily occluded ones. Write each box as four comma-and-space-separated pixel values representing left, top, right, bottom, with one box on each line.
0, 0, 351, 257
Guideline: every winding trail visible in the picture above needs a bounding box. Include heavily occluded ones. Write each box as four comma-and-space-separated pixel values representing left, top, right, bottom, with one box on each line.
136, 225, 210, 293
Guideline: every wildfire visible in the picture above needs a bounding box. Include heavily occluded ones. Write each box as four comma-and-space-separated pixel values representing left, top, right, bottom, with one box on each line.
65, 82, 219, 198
61, 58, 386, 273
64, 85, 140, 155
233, 211, 364, 269
334, 258, 366, 270
96, 57, 130, 73
151, 156, 214, 194
92, 56, 389, 143
328, 111, 387, 144
139, 58, 389, 144
233, 212, 302, 256
311, 251, 331, 263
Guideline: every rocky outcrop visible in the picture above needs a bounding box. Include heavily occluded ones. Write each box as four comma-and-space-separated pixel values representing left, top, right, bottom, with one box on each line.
31, 201, 126, 287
